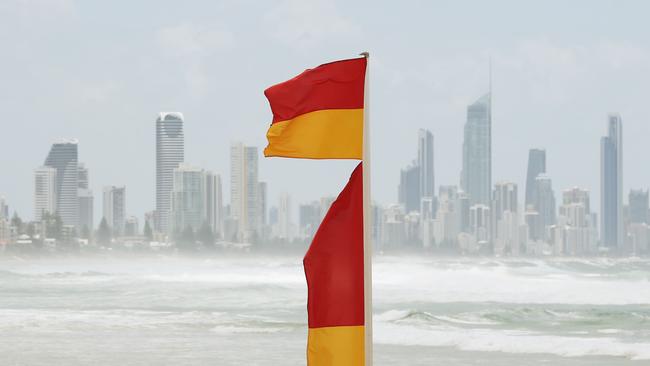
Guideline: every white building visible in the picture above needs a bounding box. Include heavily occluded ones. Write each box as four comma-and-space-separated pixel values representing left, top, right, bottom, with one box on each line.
230, 142, 260, 242
470, 204, 490, 244
274, 192, 293, 240
103, 186, 126, 236
433, 186, 461, 248
492, 182, 519, 255
156, 112, 184, 233
556, 187, 597, 255
170, 164, 204, 234
34, 166, 57, 221
204, 171, 223, 238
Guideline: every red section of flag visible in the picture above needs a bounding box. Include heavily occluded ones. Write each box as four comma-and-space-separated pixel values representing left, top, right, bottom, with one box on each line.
264, 57, 366, 124
304, 162, 364, 328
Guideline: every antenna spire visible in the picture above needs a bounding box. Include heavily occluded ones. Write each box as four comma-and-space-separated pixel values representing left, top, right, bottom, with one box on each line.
489, 56, 492, 99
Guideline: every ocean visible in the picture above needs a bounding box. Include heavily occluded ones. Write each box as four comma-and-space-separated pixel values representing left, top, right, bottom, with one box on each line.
0, 255, 649, 365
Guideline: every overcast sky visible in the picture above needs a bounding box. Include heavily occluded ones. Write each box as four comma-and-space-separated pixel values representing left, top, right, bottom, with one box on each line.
1, 0, 650, 223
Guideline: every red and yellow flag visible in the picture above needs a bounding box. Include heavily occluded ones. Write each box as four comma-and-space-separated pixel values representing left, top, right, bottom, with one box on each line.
264, 57, 367, 159
304, 162, 364, 365
263, 56, 368, 366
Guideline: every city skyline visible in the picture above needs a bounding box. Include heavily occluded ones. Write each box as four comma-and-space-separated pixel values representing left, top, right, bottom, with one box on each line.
3, 1, 650, 224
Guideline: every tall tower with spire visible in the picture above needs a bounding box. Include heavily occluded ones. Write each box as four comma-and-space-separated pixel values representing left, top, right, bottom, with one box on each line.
461, 91, 491, 206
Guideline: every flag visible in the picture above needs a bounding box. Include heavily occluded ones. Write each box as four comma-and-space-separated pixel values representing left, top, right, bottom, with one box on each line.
263, 56, 370, 366
304, 162, 364, 365
263, 57, 366, 159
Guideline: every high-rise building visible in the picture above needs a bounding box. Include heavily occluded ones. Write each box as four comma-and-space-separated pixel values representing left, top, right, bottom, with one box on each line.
299, 201, 321, 239
0, 197, 8, 245
525, 149, 546, 209
533, 175, 556, 241
204, 172, 223, 237
381, 204, 406, 248
469, 204, 490, 243
629, 189, 648, 224
78, 163, 89, 189
156, 112, 185, 233
492, 182, 518, 220
418, 129, 434, 199
420, 196, 436, 248
398, 162, 420, 213
563, 187, 591, 214
124, 216, 140, 237
558, 187, 597, 255
275, 192, 292, 240
170, 164, 204, 234
432, 186, 461, 247
0, 197, 8, 221
34, 166, 58, 222
600, 114, 623, 250
78, 189, 94, 234
230, 142, 260, 242
103, 186, 126, 236
461, 93, 491, 206
492, 182, 518, 254
44, 139, 79, 227
77, 162, 93, 232
259, 181, 267, 228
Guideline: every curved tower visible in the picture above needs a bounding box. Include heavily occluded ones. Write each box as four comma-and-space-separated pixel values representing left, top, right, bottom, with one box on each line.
156, 112, 184, 234
44, 139, 79, 228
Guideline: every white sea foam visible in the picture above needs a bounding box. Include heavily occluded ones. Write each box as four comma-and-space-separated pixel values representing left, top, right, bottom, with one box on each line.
374, 321, 650, 360
373, 257, 650, 305
1, 256, 648, 364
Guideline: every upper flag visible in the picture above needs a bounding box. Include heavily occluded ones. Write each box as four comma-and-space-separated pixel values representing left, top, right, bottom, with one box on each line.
263, 57, 367, 159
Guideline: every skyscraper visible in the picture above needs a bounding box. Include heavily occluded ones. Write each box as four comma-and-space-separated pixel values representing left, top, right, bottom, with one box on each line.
33, 166, 57, 222
469, 204, 490, 243
78, 163, 89, 189
103, 186, 126, 236
533, 175, 556, 241
398, 162, 420, 213
230, 142, 260, 242
559, 187, 596, 255
299, 201, 321, 239
77, 163, 93, 232
629, 189, 649, 224
525, 149, 546, 209
78, 189, 94, 234
461, 93, 491, 206
156, 112, 185, 234
492, 182, 518, 254
492, 182, 518, 219
418, 129, 434, 199
259, 181, 267, 228
276, 192, 292, 240
600, 114, 623, 250
44, 139, 79, 227
204, 171, 223, 237
170, 164, 204, 233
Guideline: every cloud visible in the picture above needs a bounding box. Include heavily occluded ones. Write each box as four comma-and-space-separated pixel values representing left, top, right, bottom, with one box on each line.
155, 23, 234, 97
0, 0, 76, 25
262, 0, 361, 47
156, 23, 233, 56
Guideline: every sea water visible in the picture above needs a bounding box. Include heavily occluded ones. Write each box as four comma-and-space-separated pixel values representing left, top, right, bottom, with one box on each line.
0, 255, 649, 365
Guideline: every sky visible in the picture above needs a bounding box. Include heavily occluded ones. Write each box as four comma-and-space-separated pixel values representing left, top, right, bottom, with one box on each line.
1, 0, 650, 224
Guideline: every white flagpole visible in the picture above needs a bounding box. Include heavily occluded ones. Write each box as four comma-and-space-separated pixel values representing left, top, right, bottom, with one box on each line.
360, 51, 373, 366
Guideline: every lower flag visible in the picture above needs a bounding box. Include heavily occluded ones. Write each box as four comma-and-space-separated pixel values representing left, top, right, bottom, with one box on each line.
304, 162, 364, 365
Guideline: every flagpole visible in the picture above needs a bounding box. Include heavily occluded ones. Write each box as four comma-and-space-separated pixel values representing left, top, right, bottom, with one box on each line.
360, 51, 373, 366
